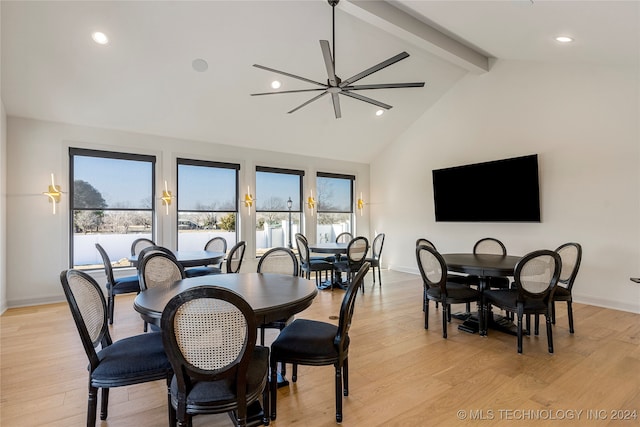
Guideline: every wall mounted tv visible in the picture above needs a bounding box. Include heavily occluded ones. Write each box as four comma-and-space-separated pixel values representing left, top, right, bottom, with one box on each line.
432, 154, 541, 222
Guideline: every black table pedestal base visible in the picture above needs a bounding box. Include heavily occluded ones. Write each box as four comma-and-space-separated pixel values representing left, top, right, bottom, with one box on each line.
229, 401, 266, 427
455, 312, 519, 336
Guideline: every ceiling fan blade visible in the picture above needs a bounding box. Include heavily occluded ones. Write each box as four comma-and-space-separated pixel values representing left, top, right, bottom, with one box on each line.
339, 52, 410, 87
344, 82, 425, 90
340, 91, 392, 110
331, 93, 341, 119
320, 40, 338, 87
287, 91, 329, 114
251, 88, 327, 96
253, 64, 326, 87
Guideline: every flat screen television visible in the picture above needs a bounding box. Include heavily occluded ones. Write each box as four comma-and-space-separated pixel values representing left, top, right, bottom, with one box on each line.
432, 154, 541, 222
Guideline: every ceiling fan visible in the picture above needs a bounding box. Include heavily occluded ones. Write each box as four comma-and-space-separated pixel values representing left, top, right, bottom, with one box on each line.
250, 0, 425, 119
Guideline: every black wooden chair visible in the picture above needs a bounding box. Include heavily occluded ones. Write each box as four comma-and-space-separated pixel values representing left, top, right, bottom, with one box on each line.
335, 232, 353, 243
365, 233, 385, 285
333, 236, 369, 292
473, 237, 511, 289
95, 243, 140, 325
60, 269, 172, 427
295, 233, 334, 288
483, 250, 561, 353
416, 244, 482, 338
226, 241, 246, 273
269, 262, 369, 423
130, 237, 155, 256
161, 286, 270, 427
137, 245, 176, 262
549, 242, 582, 332
184, 236, 228, 278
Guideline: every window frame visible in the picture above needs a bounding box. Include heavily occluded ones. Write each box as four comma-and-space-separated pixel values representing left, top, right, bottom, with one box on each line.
316, 172, 356, 240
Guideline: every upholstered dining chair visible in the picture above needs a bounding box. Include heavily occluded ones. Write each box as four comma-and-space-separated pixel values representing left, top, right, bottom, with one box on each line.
269, 262, 369, 423
473, 237, 511, 289
95, 243, 140, 325
184, 236, 228, 278
483, 249, 561, 353
295, 233, 334, 288
549, 242, 582, 333
161, 286, 270, 427
416, 244, 482, 338
335, 232, 353, 243
60, 269, 172, 427
137, 245, 176, 262
130, 237, 155, 256
333, 236, 369, 292
226, 241, 246, 273
365, 233, 385, 285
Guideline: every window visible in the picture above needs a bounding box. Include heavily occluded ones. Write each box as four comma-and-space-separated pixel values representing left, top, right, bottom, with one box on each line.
255, 166, 303, 255
316, 172, 354, 243
70, 148, 155, 269
177, 159, 239, 251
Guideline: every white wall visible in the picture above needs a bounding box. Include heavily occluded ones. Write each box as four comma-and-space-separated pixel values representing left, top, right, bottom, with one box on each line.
0, 100, 6, 313
371, 59, 640, 313
5, 118, 370, 307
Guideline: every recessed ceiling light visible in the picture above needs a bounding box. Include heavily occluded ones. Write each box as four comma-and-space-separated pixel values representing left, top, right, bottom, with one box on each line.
91, 32, 109, 45
555, 36, 574, 43
271, 81, 282, 89
375, 109, 384, 117
192, 58, 209, 72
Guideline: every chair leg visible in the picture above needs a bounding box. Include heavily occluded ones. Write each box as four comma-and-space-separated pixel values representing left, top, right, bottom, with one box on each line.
292, 364, 298, 382
378, 264, 382, 286
270, 362, 278, 420
551, 301, 556, 324
567, 301, 575, 333
442, 304, 448, 339
334, 363, 343, 423
424, 300, 429, 329
546, 313, 554, 353
100, 387, 109, 420
342, 358, 349, 397
108, 293, 115, 325
87, 385, 98, 427
167, 376, 176, 427
372, 265, 376, 284
534, 314, 540, 336
143, 321, 148, 333
517, 305, 524, 354
263, 376, 270, 426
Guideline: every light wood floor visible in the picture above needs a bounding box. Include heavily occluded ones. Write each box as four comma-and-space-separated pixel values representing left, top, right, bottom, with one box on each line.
1, 270, 639, 426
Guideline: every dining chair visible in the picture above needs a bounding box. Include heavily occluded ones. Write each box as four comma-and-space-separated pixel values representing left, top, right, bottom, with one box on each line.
130, 237, 155, 256
333, 236, 369, 292
335, 232, 353, 243
269, 262, 369, 423
95, 243, 140, 325
161, 286, 270, 427
226, 241, 246, 273
60, 269, 172, 427
416, 244, 483, 338
473, 237, 511, 289
137, 245, 176, 262
295, 233, 334, 288
138, 252, 185, 332
365, 233, 385, 285
550, 242, 582, 333
184, 236, 228, 278
483, 249, 561, 353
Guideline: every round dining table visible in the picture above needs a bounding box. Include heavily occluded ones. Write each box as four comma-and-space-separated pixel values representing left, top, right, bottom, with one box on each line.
308, 242, 348, 290
128, 250, 226, 268
133, 272, 318, 327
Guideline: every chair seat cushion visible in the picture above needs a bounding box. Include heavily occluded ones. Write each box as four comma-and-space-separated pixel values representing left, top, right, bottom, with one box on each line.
426, 283, 481, 303
184, 266, 222, 278
302, 260, 333, 272
484, 289, 549, 313
271, 319, 345, 362
170, 346, 269, 409
486, 276, 511, 289
364, 258, 379, 268
311, 255, 336, 263
107, 275, 140, 294
92, 332, 171, 386
553, 286, 571, 300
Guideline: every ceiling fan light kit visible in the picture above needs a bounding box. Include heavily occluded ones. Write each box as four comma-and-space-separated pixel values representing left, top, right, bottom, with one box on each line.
251, 0, 425, 118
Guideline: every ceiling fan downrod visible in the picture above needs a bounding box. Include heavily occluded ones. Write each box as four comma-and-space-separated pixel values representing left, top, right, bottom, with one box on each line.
329, 0, 339, 71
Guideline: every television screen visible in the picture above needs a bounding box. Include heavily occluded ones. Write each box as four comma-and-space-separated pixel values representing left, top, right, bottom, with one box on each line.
432, 154, 541, 222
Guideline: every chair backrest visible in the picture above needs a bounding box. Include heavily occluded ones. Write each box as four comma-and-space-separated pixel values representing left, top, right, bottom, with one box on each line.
415, 244, 446, 291
131, 238, 155, 256
226, 241, 246, 273
336, 232, 353, 244
473, 238, 507, 255
204, 236, 227, 253
513, 250, 561, 300
95, 243, 116, 286
59, 269, 111, 371
335, 262, 370, 356
137, 245, 176, 262
138, 252, 185, 291
370, 233, 385, 260
415, 238, 436, 250
346, 236, 369, 265
257, 247, 299, 276
295, 233, 311, 265
555, 242, 582, 291
161, 286, 257, 415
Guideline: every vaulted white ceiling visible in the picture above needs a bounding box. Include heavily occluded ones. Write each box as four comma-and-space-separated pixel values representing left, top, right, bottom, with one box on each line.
2, 1, 638, 163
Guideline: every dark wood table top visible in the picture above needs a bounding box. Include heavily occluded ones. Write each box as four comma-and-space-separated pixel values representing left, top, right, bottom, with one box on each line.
308, 242, 348, 254
134, 272, 318, 326
129, 250, 225, 268
442, 253, 522, 277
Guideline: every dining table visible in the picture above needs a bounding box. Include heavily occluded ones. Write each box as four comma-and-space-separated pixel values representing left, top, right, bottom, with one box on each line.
442, 253, 522, 335
128, 250, 226, 268
308, 242, 348, 290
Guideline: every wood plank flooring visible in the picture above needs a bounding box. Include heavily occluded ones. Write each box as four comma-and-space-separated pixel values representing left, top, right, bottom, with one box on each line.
1, 270, 639, 426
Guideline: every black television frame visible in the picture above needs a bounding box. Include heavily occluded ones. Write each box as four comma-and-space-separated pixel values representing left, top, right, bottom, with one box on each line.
432, 154, 541, 222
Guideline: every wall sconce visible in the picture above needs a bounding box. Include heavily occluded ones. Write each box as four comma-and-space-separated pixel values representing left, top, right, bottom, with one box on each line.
43, 173, 62, 214
160, 180, 174, 215
357, 192, 365, 216
244, 186, 254, 214
306, 189, 316, 216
